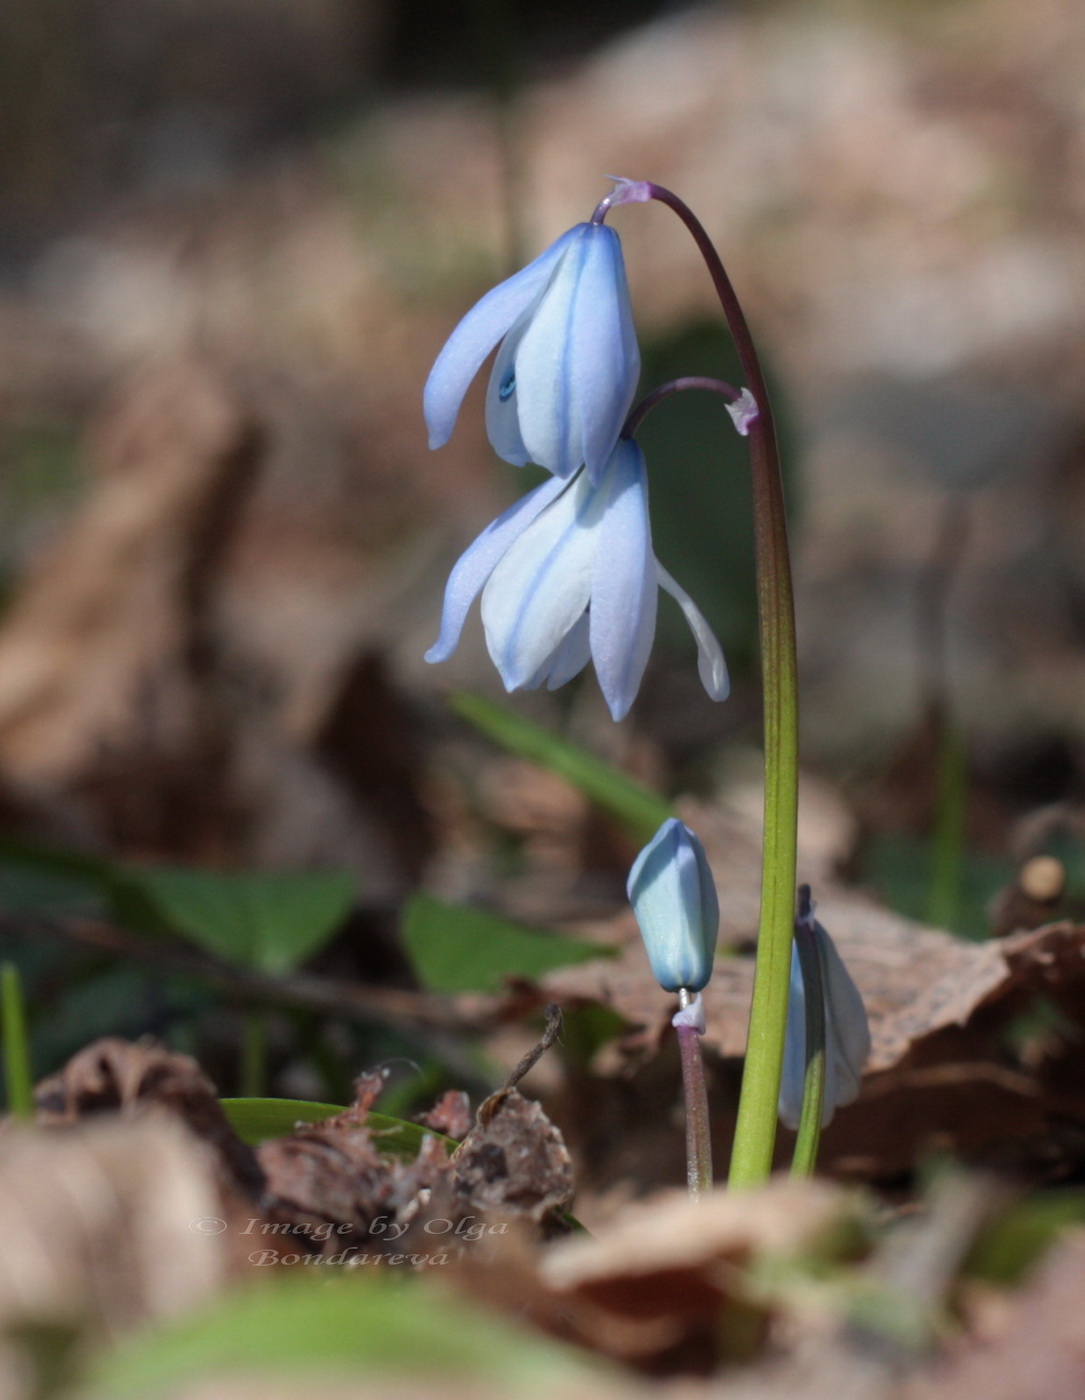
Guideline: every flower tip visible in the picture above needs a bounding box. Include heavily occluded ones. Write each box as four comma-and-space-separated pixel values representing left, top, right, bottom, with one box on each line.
703, 656, 731, 703
604, 175, 653, 206
726, 388, 760, 437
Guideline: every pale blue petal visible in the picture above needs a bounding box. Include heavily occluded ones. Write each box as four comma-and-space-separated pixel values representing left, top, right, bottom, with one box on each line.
570, 226, 640, 484
425, 472, 571, 664
778, 921, 870, 1131
819, 921, 870, 1114
423, 226, 579, 451
627, 819, 719, 993
657, 563, 730, 701
511, 224, 639, 481
510, 225, 593, 476
484, 309, 531, 466
480, 468, 604, 690
589, 441, 656, 722
522, 613, 591, 691
544, 613, 592, 689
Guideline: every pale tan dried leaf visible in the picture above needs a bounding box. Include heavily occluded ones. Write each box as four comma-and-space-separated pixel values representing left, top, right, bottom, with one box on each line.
35, 1036, 265, 1202
159, 1374, 650, 1400
543, 1178, 849, 1295
467, 1178, 863, 1372
904, 1231, 1085, 1400
0, 358, 258, 784
0, 1117, 226, 1397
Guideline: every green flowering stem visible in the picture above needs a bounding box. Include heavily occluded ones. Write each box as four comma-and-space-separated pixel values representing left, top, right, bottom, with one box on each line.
789, 906, 827, 1177
644, 184, 799, 1187
2, 963, 34, 1120
675, 990, 713, 1199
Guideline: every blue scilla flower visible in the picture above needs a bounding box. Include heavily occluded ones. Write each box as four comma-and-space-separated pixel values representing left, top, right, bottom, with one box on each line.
425, 438, 729, 722
778, 900, 870, 1130
424, 221, 640, 484
627, 819, 720, 993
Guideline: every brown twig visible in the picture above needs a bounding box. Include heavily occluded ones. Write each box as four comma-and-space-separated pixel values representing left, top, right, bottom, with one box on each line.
4, 911, 499, 1084
502, 1003, 563, 1091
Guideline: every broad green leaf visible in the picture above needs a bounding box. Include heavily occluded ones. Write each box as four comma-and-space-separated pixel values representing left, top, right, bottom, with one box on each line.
120, 869, 356, 974
90, 1275, 598, 1399
0, 841, 357, 971
403, 891, 616, 994
220, 1097, 458, 1157
450, 690, 671, 842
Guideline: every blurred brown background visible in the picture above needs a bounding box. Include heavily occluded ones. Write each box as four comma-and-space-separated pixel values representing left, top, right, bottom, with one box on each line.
0, 0, 1083, 917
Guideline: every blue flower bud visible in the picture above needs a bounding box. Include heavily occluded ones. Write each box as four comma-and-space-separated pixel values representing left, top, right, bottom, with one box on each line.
778, 901, 870, 1130
627, 819, 719, 992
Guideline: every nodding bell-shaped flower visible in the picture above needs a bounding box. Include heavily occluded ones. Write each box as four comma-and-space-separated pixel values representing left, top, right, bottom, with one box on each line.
627, 819, 720, 993
778, 895, 871, 1130
425, 438, 729, 722
424, 221, 640, 484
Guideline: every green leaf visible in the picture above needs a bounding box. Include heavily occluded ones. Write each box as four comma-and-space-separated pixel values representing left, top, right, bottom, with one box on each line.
403, 892, 616, 995
0, 841, 357, 971
557, 1003, 633, 1068
860, 834, 1014, 940
120, 869, 356, 974
965, 1190, 1085, 1286
220, 1097, 458, 1158
89, 1275, 597, 1399
220, 1097, 344, 1143
0, 837, 122, 919
450, 690, 671, 842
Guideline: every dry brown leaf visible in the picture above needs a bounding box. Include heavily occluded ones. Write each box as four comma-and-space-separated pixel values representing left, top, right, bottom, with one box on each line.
419, 1089, 473, 1141
254, 1071, 453, 1250
0, 1117, 227, 1399
458, 1178, 859, 1375
34, 1037, 265, 1204
452, 1086, 574, 1227
542, 1178, 849, 1297
0, 358, 260, 787
904, 1231, 1085, 1400
30, 1042, 575, 1276
152, 1368, 652, 1400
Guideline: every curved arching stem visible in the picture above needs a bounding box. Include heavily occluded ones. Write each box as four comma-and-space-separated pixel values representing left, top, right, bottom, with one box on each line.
603, 181, 799, 1187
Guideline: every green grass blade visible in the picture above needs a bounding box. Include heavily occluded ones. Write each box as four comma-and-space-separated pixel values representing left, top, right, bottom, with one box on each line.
2, 963, 34, 1120
450, 690, 671, 842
